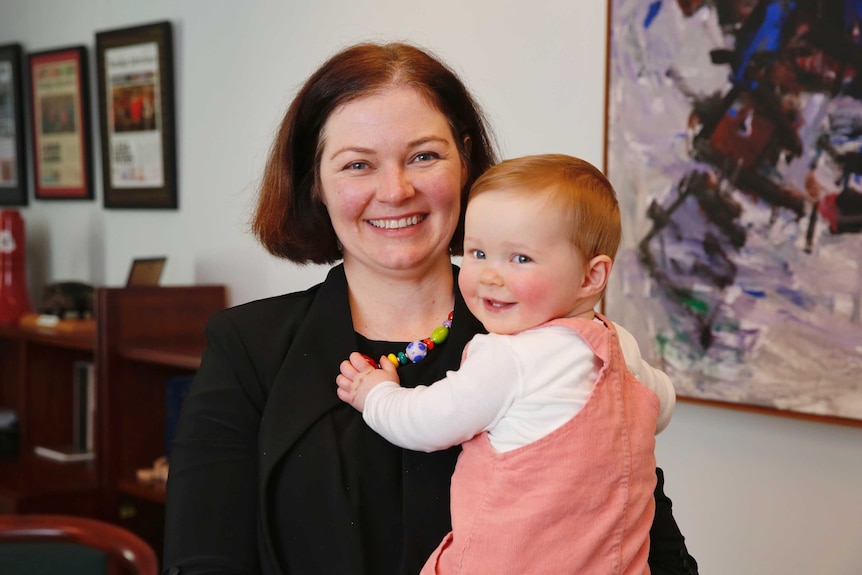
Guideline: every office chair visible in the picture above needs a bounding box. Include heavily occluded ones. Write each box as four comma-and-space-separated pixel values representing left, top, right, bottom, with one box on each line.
0, 514, 158, 575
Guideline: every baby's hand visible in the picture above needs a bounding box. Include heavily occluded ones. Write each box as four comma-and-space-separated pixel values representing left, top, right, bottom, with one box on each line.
336, 352, 400, 412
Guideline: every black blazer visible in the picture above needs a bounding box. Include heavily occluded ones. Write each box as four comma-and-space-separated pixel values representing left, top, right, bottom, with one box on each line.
163, 265, 697, 575
164, 265, 481, 574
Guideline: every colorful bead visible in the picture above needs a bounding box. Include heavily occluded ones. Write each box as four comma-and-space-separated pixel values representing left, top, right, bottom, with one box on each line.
430, 326, 449, 345
386, 353, 399, 367
422, 338, 435, 350
406, 340, 428, 362
396, 351, 408, 365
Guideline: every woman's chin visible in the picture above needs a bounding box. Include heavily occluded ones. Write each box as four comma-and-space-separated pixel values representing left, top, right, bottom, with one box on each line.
355, 250, 451, 275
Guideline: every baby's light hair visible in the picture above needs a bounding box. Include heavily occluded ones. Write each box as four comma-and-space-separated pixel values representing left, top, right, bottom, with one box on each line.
469, 154, 621, 261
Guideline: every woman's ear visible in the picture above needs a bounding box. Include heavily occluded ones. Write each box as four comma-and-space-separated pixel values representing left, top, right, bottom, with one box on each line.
580, 255, 613, 297
463, 135, 472, 159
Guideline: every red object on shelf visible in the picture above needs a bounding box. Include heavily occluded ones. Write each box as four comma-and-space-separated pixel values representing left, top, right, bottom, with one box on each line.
0, 209, 33, 325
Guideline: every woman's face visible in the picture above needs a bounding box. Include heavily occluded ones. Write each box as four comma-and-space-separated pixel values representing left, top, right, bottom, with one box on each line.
318, 86, 467, 277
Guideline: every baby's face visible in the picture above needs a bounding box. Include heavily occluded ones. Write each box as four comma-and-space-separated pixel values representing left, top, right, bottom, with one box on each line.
458, 188, 591, 335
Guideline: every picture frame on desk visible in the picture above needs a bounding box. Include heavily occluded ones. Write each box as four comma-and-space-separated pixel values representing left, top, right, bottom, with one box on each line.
27, 45, 94, 201
0, 43, 28, 206
96, 21, 177, 209
126, 256, 166, 287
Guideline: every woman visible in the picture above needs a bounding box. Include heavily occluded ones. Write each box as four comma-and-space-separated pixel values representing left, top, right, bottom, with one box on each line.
163, 42, 698, 575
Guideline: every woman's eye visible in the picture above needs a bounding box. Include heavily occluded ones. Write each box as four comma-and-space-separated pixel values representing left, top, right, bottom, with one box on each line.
512, 254, 532, 264
345, 161, 368, 171
414, 152, 440, 163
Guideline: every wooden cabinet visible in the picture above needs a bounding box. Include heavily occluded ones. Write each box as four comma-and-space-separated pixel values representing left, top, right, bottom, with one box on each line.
0, 324, 98, 516
0, 285, 226, 560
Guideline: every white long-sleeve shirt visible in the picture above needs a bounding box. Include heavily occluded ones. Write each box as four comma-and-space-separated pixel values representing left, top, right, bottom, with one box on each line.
363, 321, 675, 453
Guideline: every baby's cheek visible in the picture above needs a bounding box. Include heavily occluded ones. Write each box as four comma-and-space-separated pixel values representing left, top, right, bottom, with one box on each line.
510, 278, 549, 307
457, 267, 479, 300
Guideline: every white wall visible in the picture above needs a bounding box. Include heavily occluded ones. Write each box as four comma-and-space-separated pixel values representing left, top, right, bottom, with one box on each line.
1, 1, 860, 573
0, 0, 607, 305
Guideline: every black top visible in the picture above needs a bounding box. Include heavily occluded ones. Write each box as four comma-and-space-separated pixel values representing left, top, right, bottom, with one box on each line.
327, 334, 460, 574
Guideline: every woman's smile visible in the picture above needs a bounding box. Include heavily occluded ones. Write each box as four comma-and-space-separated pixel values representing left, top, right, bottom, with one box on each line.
367, 214, 427, 229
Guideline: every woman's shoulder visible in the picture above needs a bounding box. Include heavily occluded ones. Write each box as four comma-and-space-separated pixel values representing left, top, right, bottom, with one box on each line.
196, 284, 327, 383
219, 264, 345, 326
198, 284, 318, 354
215, 284, 321, 333
229, 285, 318, 315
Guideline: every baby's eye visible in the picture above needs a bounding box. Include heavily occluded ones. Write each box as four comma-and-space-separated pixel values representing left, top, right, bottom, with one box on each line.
470, 249, 486, 260
512, 254, 532, 264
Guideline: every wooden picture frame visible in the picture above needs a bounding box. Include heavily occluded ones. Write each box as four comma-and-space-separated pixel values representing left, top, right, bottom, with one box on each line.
28, 45, 93, 200
125, 256, 166, 287
95, 21, 177, 209
605, 1, 862, 427
0, 44, 28, 205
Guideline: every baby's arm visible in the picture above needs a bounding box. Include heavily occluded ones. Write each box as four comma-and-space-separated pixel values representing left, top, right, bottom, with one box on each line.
336, 352, 399, 412
336, 336, 515, 452
613, 322, 676, 434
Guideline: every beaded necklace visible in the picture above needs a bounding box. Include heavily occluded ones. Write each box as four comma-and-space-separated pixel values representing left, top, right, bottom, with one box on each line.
362, 311, 454, 369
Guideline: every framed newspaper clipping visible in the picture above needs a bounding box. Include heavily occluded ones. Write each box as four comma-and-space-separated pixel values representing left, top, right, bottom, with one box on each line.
96, 21, 177, 209
28, 45, 94, 200
0, 44, 27, 205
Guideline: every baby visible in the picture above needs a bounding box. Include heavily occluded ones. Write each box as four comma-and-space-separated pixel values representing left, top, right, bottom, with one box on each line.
338, 154, 674, 574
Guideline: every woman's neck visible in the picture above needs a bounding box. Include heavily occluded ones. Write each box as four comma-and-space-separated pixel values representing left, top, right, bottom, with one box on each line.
345, 257, 455, 341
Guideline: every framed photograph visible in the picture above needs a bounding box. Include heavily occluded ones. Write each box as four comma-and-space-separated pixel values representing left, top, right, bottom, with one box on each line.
605, 1, 862, 426
0, 44, 27, 205
28, 45, 93, 200
96, 21, 177, 209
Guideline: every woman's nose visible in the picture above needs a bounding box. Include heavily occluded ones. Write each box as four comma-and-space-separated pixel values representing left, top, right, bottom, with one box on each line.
376, 165, 415, 203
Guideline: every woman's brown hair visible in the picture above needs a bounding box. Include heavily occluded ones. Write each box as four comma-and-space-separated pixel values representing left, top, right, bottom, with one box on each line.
252, 42, 498, 264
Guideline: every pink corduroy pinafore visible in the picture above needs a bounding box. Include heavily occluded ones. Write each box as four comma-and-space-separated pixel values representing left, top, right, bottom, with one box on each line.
421, 314, 659, 575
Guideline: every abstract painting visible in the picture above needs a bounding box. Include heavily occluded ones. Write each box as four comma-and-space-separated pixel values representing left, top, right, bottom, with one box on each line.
605, 0, 862, 424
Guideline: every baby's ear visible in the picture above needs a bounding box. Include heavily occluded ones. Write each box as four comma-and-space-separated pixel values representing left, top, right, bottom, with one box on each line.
579, 255, 612, 298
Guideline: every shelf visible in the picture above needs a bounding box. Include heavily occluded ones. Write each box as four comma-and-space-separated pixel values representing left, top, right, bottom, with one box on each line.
0, 456, 98, 514
118, 478, 166, 505
0, 453, 97, 480
0, 322, 95, 352
114, 344, 204, 370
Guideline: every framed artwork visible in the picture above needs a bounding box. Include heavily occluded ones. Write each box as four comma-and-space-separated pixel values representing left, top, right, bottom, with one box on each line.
605, 0, 862, 426
95, 21, 177, 209
28, 46, 93, 200
0, 44, 27, 205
